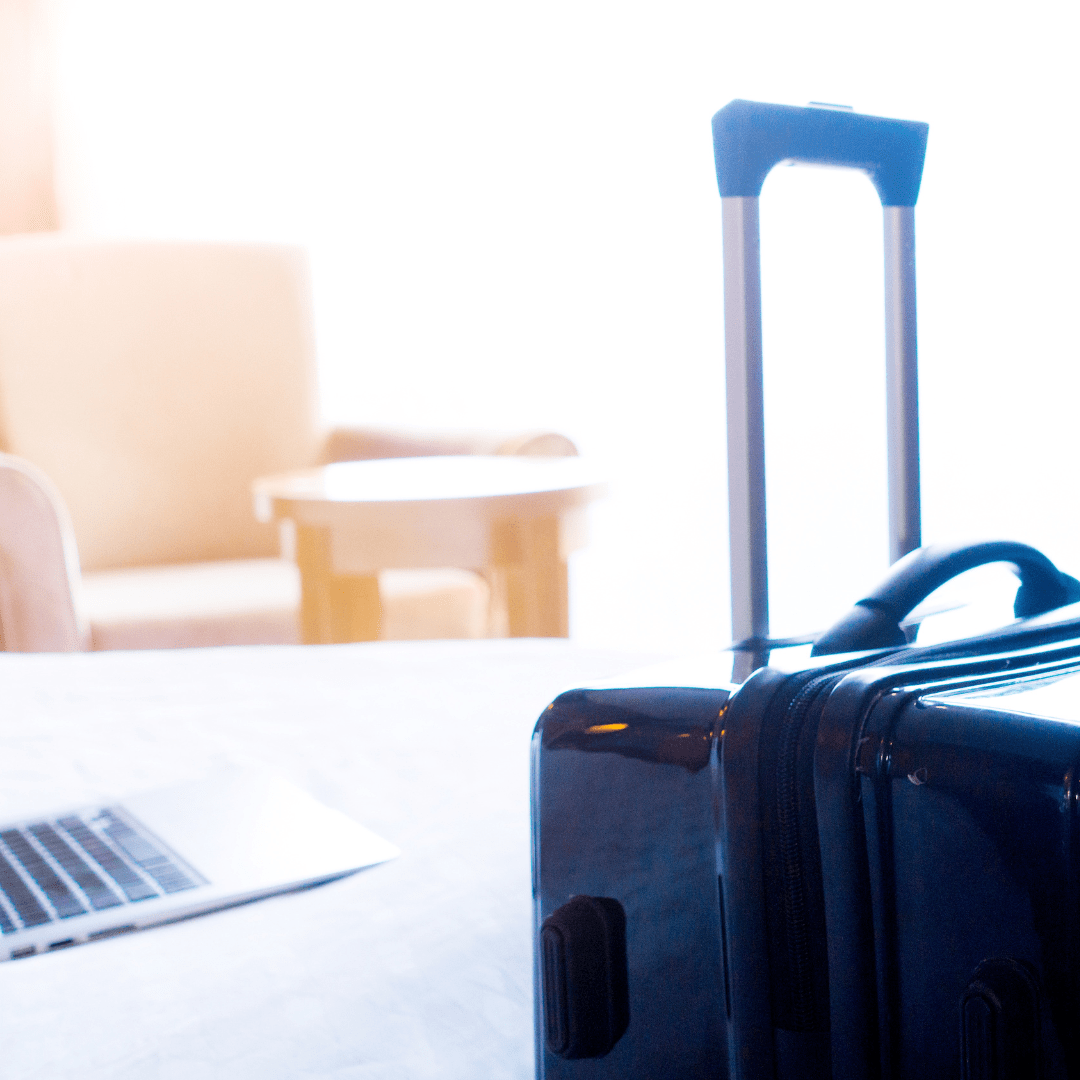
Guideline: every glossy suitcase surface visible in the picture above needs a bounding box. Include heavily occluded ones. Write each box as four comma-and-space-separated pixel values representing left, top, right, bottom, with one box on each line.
534, 670, 733, 1075
721, 605, 1080, 1080
830, 646, 1080, 1077
532, 99, 1080, 1079
535, 582, 1080, 1079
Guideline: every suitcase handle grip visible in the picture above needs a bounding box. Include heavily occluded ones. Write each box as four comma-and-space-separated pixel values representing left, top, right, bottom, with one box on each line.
811, 541, 1080, 655
712, 99, 929, 206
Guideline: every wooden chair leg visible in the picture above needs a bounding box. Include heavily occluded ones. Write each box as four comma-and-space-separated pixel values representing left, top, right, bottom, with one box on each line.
490, 515, 569, 638
295, 524, 381, 643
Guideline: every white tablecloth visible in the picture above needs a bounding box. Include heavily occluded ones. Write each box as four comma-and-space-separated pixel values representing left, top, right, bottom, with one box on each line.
0, 640, 658, 1079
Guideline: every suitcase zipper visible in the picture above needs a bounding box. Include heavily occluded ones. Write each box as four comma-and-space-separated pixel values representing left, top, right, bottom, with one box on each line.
773, 672, 842, 1031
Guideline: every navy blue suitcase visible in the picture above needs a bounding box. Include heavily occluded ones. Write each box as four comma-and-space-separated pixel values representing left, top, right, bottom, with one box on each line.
534, 566, 1080, 1079
532, 102, 1080, 1079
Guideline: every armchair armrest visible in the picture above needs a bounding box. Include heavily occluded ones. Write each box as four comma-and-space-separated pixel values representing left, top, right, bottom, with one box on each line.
318, 427, 578, 465
0, 454, 87, 651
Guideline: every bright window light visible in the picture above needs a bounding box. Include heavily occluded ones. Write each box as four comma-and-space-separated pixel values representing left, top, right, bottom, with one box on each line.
48, 0, 1080, 651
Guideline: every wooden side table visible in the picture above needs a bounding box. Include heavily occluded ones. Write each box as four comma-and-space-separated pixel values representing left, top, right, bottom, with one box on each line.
252, 456, 606, 644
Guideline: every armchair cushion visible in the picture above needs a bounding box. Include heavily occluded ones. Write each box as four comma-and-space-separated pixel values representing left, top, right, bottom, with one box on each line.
82, 559, 300, 650
81, 560, 490, 650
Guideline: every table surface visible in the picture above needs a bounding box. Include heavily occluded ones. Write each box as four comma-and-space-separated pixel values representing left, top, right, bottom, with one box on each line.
0, 640, 659, 1079
253, 455, 607, 513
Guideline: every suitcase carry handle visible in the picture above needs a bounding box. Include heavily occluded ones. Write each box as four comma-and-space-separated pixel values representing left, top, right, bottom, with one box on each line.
714, 100, 930, 679
811, 541, 1080, 655
712, 99, 929, 207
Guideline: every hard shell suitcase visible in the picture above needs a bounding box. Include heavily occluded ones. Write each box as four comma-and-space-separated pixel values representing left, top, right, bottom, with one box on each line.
531, 101, 1080, 1079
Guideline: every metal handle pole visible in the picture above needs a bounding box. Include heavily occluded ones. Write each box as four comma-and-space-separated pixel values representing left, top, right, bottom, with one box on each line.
883, 205, 921, 564
722, 196, 769, 678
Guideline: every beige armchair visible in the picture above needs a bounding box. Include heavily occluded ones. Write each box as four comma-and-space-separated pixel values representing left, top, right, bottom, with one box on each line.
0, 235, 575, 650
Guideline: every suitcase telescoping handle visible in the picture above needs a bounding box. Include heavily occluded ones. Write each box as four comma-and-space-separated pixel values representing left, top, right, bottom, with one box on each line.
812, 540, 1080, 654
712, 100, 929, 677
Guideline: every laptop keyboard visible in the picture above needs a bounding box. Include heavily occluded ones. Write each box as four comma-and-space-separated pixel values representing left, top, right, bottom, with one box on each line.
0, 808, 201, 935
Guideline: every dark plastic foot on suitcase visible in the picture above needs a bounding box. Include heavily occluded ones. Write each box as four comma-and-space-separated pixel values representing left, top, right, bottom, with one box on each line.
540, 895, 629, 1059
960, 957, 1045, 1080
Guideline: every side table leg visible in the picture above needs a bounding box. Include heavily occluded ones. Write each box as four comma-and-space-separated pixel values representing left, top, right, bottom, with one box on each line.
295, 524, 382, 643
491, 515, 569, 637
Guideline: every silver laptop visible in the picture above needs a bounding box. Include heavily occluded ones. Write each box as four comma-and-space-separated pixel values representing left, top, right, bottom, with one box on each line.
0, 769, 399, 960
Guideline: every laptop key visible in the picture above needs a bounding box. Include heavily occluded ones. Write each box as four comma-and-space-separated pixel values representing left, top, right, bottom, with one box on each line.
29, 823, 123, 911
0, 849, 51, 928
0, 897, 15, 935
99, 812, 196, 894
57, 817, 158, 903
0, 830, 86, 919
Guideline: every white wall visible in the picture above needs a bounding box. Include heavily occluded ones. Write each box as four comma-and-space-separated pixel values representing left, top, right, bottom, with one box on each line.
49, 0, 1080, 651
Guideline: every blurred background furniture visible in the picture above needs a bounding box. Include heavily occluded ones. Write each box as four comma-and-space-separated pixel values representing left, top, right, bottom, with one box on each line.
253, 455, 605, 644
0, 234, 577, 651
